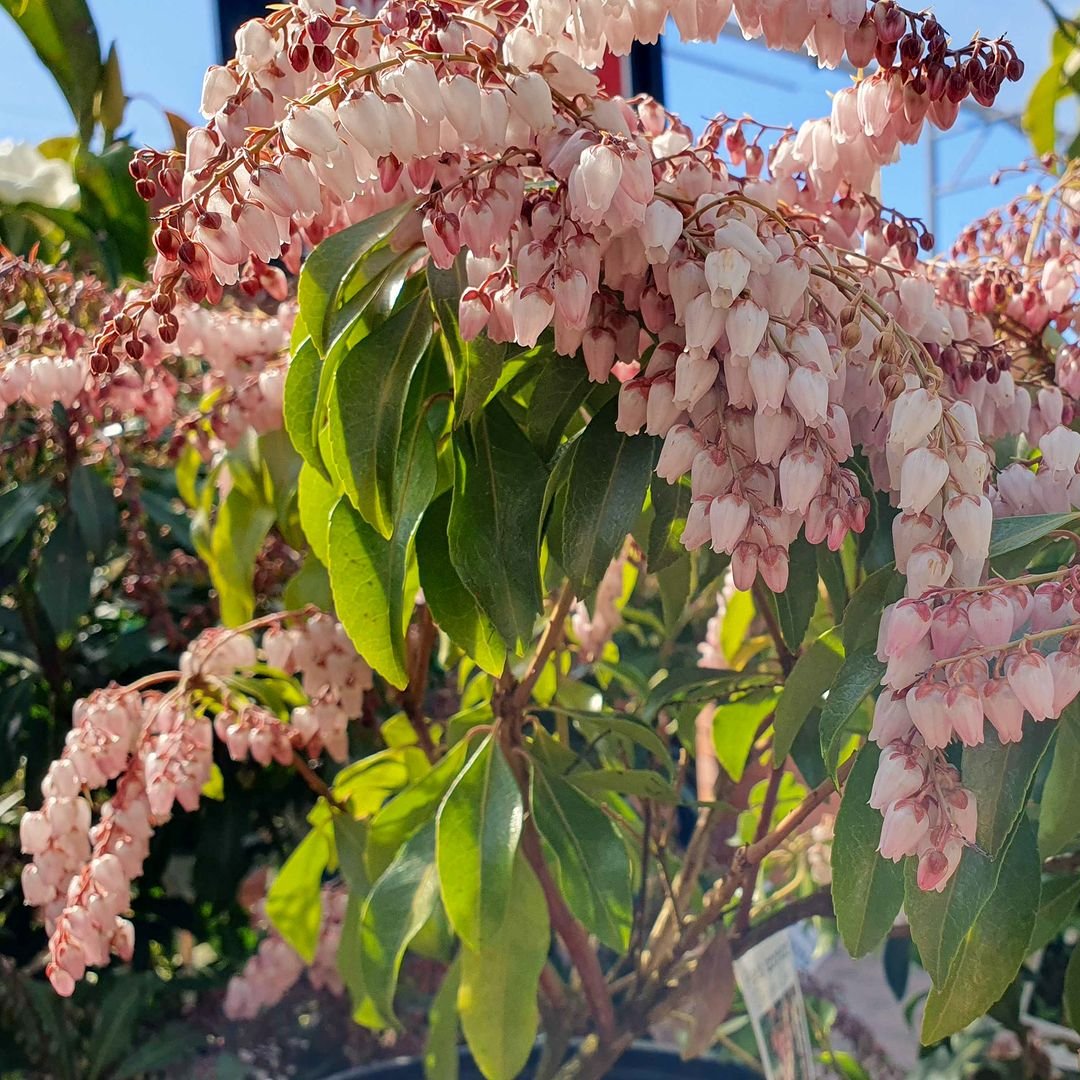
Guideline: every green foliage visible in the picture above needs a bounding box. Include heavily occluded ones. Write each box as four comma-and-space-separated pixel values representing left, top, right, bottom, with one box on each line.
436, 737, 523, 951
448, 403, 546, 652
919, 821, 1040, 1043
1039, 698, 1080, 855
265, 828, 332, 963
819, 646, 882, 776
832, 743, 905, 957
457, 853, 549, 1080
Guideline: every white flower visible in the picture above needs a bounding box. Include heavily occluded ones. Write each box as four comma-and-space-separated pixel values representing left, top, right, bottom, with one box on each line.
0, 141, 78, 209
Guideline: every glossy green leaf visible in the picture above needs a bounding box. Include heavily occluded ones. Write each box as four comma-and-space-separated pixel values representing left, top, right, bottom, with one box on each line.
523, 350, 594, 461
989, 513, 1080, 560
920, 820, 1040, 1044
424, 954, 462, 1080
338, 893, 384, 1030
562, 709, 674, 773
533, 766, 634, 950
567, 768, 678, 803
0, 480, 49, 548
832, 743, 905, 957
70, 464, 118, 561
1040, 699, 1080, 855
646, 475, 690, 575
772, 536, 818, 650
713, 689, 780, 783
367, 740, 470, 879
906, 825, 1031, 988
427, 257, 508, 425
1023, 29, 1076, 156
448, 402, 546, 651
284, 338, 326, 476
86, 975, 146, 1080
360, 822, 441, 1027
436, 736, 523, 950
1, 0, 102, 139
458, 853, 549, 1080
842, 566, 903, 653
74, 146, 150, 278
208, 487, 275, 627
963, 722, 1056, 856
548, 398, 656, 594
333, 814, 370, 893
1066, 945, 1080, 1033
328, 296, 434, 538
328, 410, 435, 688
1030, 875, 1080, 952
265, 828, 330, 963
298, 201, 414, 356
416, 492, 506, 677
773, 632, 844, 761
819, 646, 882, 776
297, 463, 339, 566
35, 514, 92, 635
283, 554, 333, 612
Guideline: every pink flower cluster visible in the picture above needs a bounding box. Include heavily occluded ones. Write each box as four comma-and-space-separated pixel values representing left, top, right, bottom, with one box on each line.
870, 572, 1080, 889
264, 612, 375, 762
21, 613, 372, 995
223, 883, 347, 1021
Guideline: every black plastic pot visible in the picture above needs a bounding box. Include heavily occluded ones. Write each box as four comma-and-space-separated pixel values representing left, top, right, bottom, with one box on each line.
321, 1042, 759, 1080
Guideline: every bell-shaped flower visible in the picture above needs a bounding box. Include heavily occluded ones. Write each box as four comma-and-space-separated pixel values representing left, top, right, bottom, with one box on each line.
1007, 650, 1055, 722
899, 447, 949, 514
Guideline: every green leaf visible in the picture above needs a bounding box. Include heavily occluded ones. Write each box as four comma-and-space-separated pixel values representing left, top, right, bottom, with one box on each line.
567, 768, 678, 803
111, 1026, 199, 1079
832, 743, 905, 957
436, 736, 523, 950
428, 257, 508, 425
458, 853, 549, 1080
328, 405, 435, 688
548, 398, 656, 594
298, 461, 340, 566
299, 201, 414, 356
842, 566, 903, 653
533, 766, 634, 950
69, 464, 118, 561
524, 350, 594, 461
920, 820, 1040, 1044
284, 554, 333, 611
449, 402, 546, 651
646, 475, 690, 574
712, 689, 780, 783
0, 480, 49, 548
1065, 944, 1080, 1033
819, 647, 882, 776
208, 487, 275, 627
360, 821, 441, 1027
1030, 875, 1080, 952
265, 828, 330, 963
333, 814, 370, 894
329, 296, 434, 538
1040, 698, 1080, 855
424, 954, 462, 1080
0, 0, 102, 139
87, 975, 146, 1080
416, 492, 506, 677
772, 535, 818, 649
36, 515, 92, 635
367, 741, 470, 879
773, 632, 844, 761
1023, 29, 1076, 156
284, 338, 326, 476
561, 709, 673, 773
989, 513, 1080, 560
656, 552, 692, 633
74, 146, 150, 278
963, 722, 1056, 856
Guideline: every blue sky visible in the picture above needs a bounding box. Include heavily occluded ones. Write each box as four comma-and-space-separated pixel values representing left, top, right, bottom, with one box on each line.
0, 1, 1062, 251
